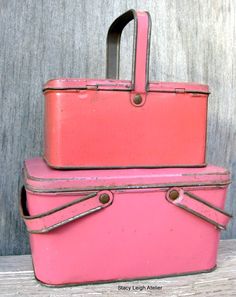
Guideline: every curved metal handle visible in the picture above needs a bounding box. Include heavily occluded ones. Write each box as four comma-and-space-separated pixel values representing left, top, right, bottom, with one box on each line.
166, 187, 232, 230
106, 9, 151, 93
20, 187, 113, 234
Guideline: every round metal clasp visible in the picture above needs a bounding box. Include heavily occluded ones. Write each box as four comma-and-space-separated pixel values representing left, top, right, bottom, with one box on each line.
166, 187, 183, 203
99, 193, 111, 204
131, 93, 146, 106
133, 94, 143, 105
168, 189, 180, 201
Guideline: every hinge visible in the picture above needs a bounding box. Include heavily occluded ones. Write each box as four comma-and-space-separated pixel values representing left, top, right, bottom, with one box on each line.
175, 88, 186, 93
86, 85, 98, 90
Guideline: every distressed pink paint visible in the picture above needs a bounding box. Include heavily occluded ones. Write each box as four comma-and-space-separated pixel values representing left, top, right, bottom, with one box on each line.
43, 10, 209, 169
21, 157, 231, 286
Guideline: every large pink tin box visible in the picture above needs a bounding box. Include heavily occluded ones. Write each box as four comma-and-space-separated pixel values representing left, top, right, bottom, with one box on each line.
20, 158, 232, 286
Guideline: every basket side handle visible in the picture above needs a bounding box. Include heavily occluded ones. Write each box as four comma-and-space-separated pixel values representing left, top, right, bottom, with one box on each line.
166, 187, 232, 230
19, 187, 113, 234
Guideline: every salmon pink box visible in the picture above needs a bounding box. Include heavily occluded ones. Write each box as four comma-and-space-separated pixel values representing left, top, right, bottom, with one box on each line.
20, 157, 232, 286
43, 10, 210, 169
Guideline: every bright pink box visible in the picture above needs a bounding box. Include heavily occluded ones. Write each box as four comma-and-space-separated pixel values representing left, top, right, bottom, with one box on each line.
20, 157, 231, 286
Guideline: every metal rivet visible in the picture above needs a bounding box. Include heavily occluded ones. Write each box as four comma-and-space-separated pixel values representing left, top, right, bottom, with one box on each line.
169, 190, 180, 201
133, 94, 142, 105
99, 193, 110, 204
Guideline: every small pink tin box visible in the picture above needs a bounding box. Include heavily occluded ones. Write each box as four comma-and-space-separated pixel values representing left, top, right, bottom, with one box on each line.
20, 158, 232, 286
43, 9, 209, 169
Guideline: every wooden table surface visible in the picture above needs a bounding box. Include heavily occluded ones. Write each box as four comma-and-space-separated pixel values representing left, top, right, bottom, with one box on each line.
0, 240, 235, 297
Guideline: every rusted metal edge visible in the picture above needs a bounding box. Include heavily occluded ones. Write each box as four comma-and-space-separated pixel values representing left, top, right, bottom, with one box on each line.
42, 87, 210, 95
184, 191, 233, 218
149, 89, 210, 94
171, 190, 233, 230
24, 180, 231, 194
20, 188, 114, 234
182, 171, 230, 176
173, 204, 226, 230
33, 264, 216, 287
24, 161, 230, 182
28, 207, 103, 234
21, 189, 98, 220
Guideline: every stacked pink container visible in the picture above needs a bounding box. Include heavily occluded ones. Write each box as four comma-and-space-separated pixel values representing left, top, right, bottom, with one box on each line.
20, 9, 232, 286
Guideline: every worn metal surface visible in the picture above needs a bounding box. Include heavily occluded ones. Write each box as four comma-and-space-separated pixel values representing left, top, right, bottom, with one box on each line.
21, 188, 113, 234
0, 240, 235, 296
21, 158, 230, 285
0, 0, 236, 255
167, 189, 232, 230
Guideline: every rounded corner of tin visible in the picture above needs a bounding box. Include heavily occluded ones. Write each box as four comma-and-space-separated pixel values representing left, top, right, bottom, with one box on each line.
34, 273, 58, 288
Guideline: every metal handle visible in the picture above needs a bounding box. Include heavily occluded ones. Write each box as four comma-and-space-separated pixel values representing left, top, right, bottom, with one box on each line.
20, 187, 113, 234
106, 9, 151, 93
166, 187, 232, 230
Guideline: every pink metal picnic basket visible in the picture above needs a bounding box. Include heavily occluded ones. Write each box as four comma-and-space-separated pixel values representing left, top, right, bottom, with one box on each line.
20, 157, 231, 286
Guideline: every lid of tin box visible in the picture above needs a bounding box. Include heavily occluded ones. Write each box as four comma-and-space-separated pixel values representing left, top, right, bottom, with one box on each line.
24, 158, 230, 193
43, 78, 209, 94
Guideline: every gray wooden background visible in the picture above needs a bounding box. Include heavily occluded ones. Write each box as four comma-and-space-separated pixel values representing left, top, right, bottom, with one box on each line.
0, 0, 235, 256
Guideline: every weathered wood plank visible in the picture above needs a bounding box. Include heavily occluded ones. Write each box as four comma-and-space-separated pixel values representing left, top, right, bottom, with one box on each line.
0, 240, 235, 296
0, 0, 235, 256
